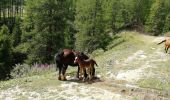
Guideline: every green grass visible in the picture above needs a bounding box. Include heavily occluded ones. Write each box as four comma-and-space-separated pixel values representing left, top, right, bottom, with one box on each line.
0, 73, 61, 91
138, 61, 170, 91
19, 74, 61, 91
131, 97, 139, 100
93, 31, 151, 76
138, 78, 170, 91
92, 31, 170, 96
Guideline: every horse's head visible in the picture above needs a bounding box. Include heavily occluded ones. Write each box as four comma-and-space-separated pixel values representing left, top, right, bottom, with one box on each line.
74, 54, 85, 63
74, 56, 79, 64
79, 52, 89, 60
74, 51, 88, 58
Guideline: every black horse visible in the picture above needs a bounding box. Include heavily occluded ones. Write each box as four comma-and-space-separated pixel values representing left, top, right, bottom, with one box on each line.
54, 49, 95, 81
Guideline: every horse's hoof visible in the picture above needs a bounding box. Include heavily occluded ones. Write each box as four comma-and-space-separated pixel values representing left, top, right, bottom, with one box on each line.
58, 77, 61, 80
63, 78, 67, 81
82, 79, 86, 82
61, 77, 67, 81
76, 75, 79, 79
79, 77, 83, 80
89, 78, 92, 81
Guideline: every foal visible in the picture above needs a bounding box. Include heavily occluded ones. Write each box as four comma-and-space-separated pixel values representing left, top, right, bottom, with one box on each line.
158, 39, 170, 53
54, 49, 90, 81
74, 56, 98, 81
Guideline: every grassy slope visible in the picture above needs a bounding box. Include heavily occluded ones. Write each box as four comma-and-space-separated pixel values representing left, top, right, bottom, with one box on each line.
94, 31, 170, 89
92, 31, 170, 98
0, 31, 170, 99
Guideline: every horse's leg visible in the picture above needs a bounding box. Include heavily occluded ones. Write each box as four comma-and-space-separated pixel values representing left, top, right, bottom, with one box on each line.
83, 68, 88, 78
56, 63, 62, 80
91, 65, 94, 80
76, 66, 80, 78
61, 65, 68, 81
165, 46, 168, 53
79, 67, 84, 80
82, 68, 86, 82
92, 65, 95, 77
88, 67, 91, 81
58, 66, 62, 80
166, 47, 169, 53
77, 65, 87, 79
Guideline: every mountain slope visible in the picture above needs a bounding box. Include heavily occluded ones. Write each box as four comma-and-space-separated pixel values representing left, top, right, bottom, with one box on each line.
0, 31, 170, 100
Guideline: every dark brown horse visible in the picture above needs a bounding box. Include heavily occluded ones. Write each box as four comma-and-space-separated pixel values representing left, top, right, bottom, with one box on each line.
54, 49, 95, 81
74, 55, 98, 81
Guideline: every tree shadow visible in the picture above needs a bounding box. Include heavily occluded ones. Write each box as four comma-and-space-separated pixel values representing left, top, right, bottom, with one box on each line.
107, 35, 126, 49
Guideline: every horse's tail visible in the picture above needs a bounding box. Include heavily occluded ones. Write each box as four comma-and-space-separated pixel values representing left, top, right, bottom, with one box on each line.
54, 54, 58, 66
54, 51, 64, 69
158, 40, 166, 45
54, 53, 59, 70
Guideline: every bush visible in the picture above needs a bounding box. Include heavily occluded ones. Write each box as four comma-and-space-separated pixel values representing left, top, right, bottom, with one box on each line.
11, 63, 56, 79
10, 64, 31, 78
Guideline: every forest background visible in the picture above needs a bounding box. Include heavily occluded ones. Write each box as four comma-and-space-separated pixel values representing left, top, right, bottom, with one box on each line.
0, 0, 170, 80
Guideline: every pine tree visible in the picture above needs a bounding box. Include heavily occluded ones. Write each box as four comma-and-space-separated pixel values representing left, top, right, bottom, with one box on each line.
75, 0, 111, 53
21, 0, 74, 63
0, 25, 12, 79
146, 0, 167, 35
163, 0, 170, 33
64, 0, 77, 49
163, 13, 170, 33
102, 0, 121, 32
133, 0, 153, 25
12, 16, 22, 47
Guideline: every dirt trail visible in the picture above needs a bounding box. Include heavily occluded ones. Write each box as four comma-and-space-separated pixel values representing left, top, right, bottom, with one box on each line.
113, 37, 170, 83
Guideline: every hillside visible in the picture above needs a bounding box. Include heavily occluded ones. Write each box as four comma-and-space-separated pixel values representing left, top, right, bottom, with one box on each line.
0, 31, 170, 100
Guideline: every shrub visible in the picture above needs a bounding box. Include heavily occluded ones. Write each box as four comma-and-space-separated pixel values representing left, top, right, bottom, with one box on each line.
11, 63, 56, 79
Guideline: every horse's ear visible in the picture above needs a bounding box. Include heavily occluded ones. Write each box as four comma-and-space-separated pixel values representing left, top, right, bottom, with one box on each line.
80, 52, 84, 55
75, 53, 79, 57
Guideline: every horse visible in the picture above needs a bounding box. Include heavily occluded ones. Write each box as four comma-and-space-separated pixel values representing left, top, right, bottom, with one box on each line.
158, 39, 170, 53
74, 55, 98, 81
54, 49, 95, 81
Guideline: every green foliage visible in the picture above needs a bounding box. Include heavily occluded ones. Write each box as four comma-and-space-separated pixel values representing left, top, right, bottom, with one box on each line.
133, 0, 153, 24
0, 0, 24, 33
10, 63, 55, 79
145, 0, 167, 35
0, 25, 13, 80
75, 0, 111, 53
64, 0, 77, 49
11, 17, 22, 47
20, 0, 75, 64
0, 0, 170, 80
163, 13, 170, 33
10, 64, 31, 78
102, 0, 135, 32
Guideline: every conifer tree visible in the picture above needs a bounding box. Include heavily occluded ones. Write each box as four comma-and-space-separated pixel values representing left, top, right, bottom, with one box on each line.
0, 25, 12, 79
21, 0, 74, 63
146, 0, 167, 35
75, 0, 111, 53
